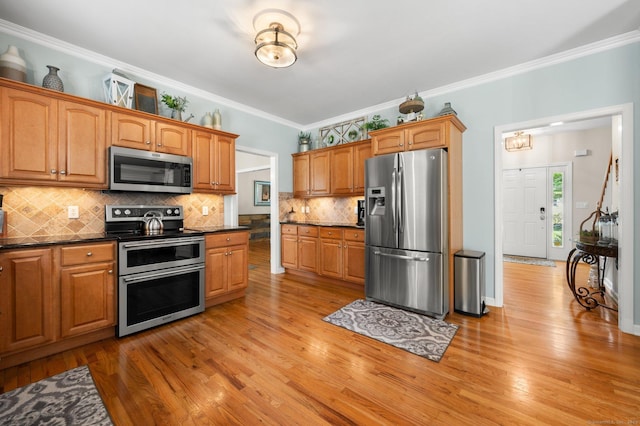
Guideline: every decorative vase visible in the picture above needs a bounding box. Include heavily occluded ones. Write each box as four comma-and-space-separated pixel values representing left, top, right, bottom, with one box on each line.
42, 65, 64, 92
171, 109, 182, 121
203, 112, 214, 128
0, 45, 27, 82
213, 109, 222, 130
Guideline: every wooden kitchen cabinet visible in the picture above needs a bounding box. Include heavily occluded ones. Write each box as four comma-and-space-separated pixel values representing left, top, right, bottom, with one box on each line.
282, 224, 364, 285
343, 229, 365, 284
330, 140, 371, 195
0, 88, 108, 187
292, 151, 330, 197
112, 112, 191, 156
204, 232, 248, 305
0, 248, 55, 354
319, 227, 344, 279
280, 224, 318, 273
192, 130, 237, 194
59, 242, 116, 338
0, 242, 117, 369
370, 115, 465, 155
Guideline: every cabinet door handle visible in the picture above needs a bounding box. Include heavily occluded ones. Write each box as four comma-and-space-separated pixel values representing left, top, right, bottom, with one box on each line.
157, 143, 163, 147
59, 170, 66, 175
108, 269, 113, 274
0, 266, 3, 272
145, 140, 151, 145
51, 169, 57, 174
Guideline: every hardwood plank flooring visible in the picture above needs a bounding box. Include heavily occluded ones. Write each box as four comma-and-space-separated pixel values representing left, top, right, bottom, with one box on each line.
1, 240, 638, 425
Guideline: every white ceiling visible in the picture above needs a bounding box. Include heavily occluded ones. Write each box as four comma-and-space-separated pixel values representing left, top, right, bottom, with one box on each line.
1, 0, 639, 128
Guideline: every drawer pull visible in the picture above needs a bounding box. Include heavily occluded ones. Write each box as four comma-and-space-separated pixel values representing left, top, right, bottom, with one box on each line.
108, 269, 113, 274
87, 252, 93, 256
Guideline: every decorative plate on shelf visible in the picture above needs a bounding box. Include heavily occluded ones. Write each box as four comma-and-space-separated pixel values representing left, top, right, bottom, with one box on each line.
326, 134, 337, 146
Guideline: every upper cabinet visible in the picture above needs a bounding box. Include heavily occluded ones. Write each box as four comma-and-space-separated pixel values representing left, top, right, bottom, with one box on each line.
0, 78, 240, 191
111, 112, 190, 156
293, 140, 371, 198
0, 86, 108, 188
330, 140, 371, 195
370, 115, 466, 156
192, 130, 237, 194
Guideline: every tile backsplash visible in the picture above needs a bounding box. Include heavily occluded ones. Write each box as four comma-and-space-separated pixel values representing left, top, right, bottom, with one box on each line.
0, 186, 364, 238
279, 193, 363, 224
0, 186, 224, 238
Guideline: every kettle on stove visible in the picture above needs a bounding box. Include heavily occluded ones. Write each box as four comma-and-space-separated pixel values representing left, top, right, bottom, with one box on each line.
143, 210, 164, 235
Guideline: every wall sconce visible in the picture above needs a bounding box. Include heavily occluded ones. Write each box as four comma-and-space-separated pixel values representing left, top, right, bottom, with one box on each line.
254, 10, 299, 68
103, 70, 134, 108
504, 131, 533, 152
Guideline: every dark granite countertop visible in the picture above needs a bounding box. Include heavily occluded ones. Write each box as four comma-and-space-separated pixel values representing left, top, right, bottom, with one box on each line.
0, 233, 117, 250
184, 225, 250, 233
280, 221, 364, 229
0, 226, 250, 250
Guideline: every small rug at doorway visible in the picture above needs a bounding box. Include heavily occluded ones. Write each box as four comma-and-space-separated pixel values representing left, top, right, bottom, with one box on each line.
0, 365, 113, 425
504, 255, 556, 267
323, 299, 458, 362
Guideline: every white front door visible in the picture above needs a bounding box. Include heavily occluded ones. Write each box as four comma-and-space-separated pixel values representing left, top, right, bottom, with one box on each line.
503, 167, 547, 258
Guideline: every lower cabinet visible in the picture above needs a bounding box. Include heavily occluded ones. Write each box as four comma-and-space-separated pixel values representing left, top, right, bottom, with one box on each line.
204, 231, 249, 306
0, 241, 116, 369
59, 243, 116, 338
281, 224, 364, 285
281, 224, 318, 273
0, 248, 55, 354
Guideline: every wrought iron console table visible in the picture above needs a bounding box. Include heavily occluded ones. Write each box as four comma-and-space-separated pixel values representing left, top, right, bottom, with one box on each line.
565, 241, 618, 311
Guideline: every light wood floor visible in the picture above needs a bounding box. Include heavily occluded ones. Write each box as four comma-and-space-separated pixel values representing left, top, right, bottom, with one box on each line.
1, 240, 638, 425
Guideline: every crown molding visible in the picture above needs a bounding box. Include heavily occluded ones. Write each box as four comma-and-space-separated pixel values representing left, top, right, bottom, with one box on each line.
304, 30, 640, 131
2, 19, 638, 131
0, 19, 302, 130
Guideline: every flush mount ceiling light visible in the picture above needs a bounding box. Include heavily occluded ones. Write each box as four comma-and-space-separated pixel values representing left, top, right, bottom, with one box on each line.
254, 9, 300, 68
504, 131, 533, 152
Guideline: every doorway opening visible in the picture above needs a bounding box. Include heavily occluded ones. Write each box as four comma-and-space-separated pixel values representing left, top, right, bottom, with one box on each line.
494, 104, 634, 334
226, 146, 282, 275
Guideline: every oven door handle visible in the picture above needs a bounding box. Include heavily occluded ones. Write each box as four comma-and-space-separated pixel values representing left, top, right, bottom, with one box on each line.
121, 237, 204, 249
122, 264, 204, 283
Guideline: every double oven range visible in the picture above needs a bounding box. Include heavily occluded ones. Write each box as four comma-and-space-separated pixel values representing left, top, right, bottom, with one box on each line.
105, 205, 205, 337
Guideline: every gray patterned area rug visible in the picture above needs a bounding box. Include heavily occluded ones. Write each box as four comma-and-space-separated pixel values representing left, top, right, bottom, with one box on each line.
0, 365, 113, 425
504, 255, 557, 267
323, 299, 458, 362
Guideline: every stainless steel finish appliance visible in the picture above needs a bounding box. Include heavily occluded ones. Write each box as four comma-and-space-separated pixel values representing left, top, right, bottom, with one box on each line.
105, 204, 205, 337
109, 146, 193, 194
357, 199, 365, 226
454, 250, 488, 317
365, 148, 448, 319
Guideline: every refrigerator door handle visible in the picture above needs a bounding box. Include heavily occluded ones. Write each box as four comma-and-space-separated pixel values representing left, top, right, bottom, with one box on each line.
372, 250, 430, 262
397, 159, 404, 235
391, 167, 397, 233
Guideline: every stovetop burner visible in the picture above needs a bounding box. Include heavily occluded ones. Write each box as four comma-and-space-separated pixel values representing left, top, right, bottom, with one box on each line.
104, 204, 203, 241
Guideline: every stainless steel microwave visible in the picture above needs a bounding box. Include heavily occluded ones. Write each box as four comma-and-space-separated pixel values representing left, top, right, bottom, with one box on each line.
109, 146, 193, 194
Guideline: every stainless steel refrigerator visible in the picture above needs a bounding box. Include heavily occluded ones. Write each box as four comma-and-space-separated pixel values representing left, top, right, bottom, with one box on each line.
365, 148, 448, 319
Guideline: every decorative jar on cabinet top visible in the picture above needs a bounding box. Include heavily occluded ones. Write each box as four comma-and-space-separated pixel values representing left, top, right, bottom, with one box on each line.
0, 45, 27, 82
42, 65, 64, 92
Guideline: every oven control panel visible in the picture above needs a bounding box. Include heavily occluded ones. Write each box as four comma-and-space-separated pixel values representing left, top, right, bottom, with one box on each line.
106, 205, 183, 222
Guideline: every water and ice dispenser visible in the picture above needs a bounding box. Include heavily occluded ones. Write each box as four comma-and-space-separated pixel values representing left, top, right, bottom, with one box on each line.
367, 187, 386, 216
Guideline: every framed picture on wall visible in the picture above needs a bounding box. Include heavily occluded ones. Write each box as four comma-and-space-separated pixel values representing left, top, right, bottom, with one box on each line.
254, 180, 271, 206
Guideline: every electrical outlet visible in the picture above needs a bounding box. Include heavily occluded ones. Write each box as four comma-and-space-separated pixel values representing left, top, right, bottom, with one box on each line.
202, 206, 209, 216
305, 206, 310, 213
68, 206, 79, 219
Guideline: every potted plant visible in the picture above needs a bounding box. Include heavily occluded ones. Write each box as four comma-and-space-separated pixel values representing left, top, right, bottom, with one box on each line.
161, 92, 188, 120
298, 132, 311, 152
361, 114, 390, 133
579, 229, 599, 244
